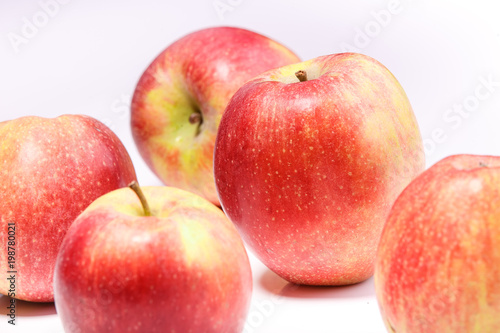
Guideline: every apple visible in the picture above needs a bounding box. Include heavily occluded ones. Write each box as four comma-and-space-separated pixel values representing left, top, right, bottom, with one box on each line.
54, 182, 252, 333
375, 154, 500, 333
0, 115, 136, 302
131, 26, 300, 205
214, 53, 425, 285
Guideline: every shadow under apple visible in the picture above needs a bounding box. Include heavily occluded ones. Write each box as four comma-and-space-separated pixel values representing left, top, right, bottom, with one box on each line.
0, 294, 56, 316
259, 269, 376, 299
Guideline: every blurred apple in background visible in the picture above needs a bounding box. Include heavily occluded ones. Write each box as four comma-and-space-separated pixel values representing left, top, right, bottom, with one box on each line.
214, 53, 425, 285
375, 154, 500, 333
54, 182, 252, 333
0, 115, 136, 302
131, 26, 300, 205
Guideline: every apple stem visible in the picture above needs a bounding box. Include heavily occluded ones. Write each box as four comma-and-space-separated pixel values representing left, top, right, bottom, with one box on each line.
128, 181, 151, 217
295, 70, 308, 82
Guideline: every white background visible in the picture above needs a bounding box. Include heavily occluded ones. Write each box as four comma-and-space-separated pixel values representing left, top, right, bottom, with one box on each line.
1, 0, 499, 332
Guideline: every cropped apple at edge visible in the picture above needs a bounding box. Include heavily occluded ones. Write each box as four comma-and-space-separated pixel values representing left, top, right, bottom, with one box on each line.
54, 183, 252, 333
131, 26, 300, 205
0, 115, 136, 302
375, 154, 500, 333
214, 52, 425, 285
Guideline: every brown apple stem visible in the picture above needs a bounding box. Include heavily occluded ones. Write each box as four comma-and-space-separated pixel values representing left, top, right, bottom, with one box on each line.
295, 70, 308, 82
128, 181, 151, 216
189, 112, 202, 125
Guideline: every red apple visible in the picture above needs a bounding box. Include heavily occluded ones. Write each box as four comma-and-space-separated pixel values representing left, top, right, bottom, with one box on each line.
131, 26, 300, 205
54, 182, 252, 333
214, 53, 425, 285
375, 154, 500, 333
0, 115, 136, 302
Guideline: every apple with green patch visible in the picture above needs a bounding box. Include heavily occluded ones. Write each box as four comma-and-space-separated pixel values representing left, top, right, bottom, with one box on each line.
375, 154, 500, 333
0, 115, 136, 302
214, 52, 425, 285
131, 26, 300, 205
54, 182, 252, 333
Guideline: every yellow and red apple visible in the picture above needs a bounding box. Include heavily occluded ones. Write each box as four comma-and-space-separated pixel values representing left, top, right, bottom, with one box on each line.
375, 154, 500, 333
0, 115, 136, 302
214, 53, 425, 285
54, 183, 252, 332
131, 26, 300, 205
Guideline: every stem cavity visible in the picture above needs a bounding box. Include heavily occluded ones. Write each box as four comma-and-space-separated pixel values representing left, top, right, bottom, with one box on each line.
189, 112, 202, 125
189, 111, 203, 136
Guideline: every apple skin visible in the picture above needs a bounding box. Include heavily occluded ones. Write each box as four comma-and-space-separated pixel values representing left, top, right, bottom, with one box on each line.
214, 53, 425, 285
54, 185, 252, 333
0, 115, 136, 302
131, 26, 300, 205
375, 154, 500, 333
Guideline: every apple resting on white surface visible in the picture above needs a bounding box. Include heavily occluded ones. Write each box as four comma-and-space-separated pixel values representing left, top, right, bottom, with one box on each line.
54, 182, 252, 333
0, 115, 136, 302
375, 154, 500, 333
214, 53, 425, 285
